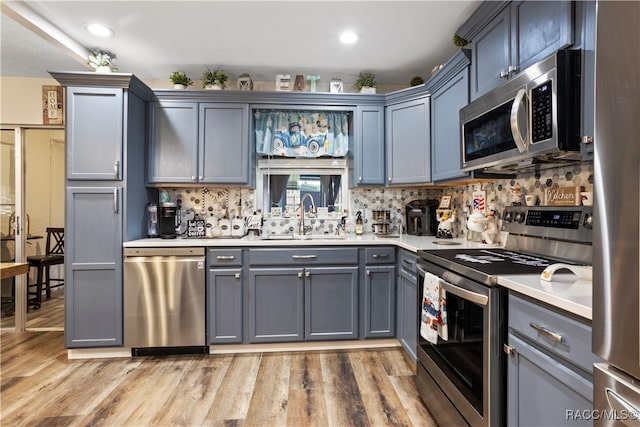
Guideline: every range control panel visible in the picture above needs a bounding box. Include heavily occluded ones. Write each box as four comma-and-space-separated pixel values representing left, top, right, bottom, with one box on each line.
502, 206, 593, 243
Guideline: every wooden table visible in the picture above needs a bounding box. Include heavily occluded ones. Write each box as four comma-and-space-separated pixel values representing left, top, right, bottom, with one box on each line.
1, 262, 29, 280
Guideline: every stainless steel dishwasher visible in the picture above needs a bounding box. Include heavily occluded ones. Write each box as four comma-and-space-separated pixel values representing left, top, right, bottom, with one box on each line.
123, 247, 206, 352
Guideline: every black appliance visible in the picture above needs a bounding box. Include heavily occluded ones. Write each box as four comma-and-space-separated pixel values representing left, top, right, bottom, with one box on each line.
416, 206, 593, 427
460, 49, 582, 173
159, 203, 178, 239
405, 199, 438, 236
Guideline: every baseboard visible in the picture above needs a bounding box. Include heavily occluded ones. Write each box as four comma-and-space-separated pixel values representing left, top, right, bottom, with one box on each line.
208, 338, 401, 354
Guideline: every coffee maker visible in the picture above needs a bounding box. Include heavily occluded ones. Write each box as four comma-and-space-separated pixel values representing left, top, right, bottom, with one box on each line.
159, 202, 178, 239
405, 199, 439, 236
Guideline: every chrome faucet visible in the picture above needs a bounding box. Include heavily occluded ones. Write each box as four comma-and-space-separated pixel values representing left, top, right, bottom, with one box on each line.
299, 193, 316, 235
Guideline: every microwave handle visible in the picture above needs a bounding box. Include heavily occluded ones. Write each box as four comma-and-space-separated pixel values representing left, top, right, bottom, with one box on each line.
510, 88, 529, 153
417, 265, 488, 306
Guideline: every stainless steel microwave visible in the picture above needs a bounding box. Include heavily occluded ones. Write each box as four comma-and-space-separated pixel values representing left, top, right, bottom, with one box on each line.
460, 49, 582, 172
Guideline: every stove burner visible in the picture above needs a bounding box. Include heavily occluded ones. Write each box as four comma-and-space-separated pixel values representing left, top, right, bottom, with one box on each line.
454, 249, 552, 267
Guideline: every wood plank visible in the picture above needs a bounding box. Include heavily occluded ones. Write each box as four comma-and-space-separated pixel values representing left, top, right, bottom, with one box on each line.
389, 374, 438, 427
0, 262, 28, 280
244, 352, 291, 426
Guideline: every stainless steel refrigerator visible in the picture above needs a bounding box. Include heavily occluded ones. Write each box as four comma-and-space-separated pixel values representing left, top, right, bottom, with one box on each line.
592, 1, 640, 425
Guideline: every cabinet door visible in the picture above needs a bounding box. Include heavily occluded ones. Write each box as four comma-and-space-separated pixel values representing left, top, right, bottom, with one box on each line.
353, 105, 385, 186
207, 268, 243, 344
248, 268, 304, 343
507, 333, 593, 426
66, 87, 123, 180
431, 67, 470, 182
66, 186, 123, 347
305, 266, 358, 340
363, 265, 395, 338
386, 98, 430, 185
397, 268, 417, 362
578, 0, 595, 157
470, 6, 511, 100
199, 103, 250, 184
147, 102, 198, 184
512, 0, 574, 72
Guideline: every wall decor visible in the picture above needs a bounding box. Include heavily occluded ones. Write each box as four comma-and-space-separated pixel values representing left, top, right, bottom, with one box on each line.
42, 85, 63, 125
294, 75, 305, 91
276, 74, 291, 91
237, 73, 253, 90
330, 79, 343, 93
306, 75, 320, 92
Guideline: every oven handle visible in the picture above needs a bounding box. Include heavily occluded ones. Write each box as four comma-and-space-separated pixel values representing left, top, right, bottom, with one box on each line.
417, 265, 488, 306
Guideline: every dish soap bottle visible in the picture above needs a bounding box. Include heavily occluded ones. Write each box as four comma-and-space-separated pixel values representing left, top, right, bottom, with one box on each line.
355, 211, 364, 235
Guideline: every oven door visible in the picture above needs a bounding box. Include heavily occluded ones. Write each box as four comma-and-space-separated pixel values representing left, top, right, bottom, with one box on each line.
416, 262, 505, 427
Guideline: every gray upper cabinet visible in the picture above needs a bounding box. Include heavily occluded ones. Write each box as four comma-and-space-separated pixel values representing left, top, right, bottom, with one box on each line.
469, 1, 574, 100
147, 102, 199, 184
148, 101, 251, 185
385, 95, 431, 185
351, 105, 385, 186
65, 186, 123, 347
427, 50, 471, 182
66, 87, 123, 180
199, 103, 251, 184
576, 0, 595, 157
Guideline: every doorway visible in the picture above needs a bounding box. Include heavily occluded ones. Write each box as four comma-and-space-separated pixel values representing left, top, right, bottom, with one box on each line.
1, 127, 65, 331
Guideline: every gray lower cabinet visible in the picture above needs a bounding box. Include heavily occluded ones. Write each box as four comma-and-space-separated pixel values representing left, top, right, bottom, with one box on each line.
363, 247, 396, 338
385, 96, 430, 185
65, 186, 123, 348
248, 247, 359, 343
396, 250, 418, 362
207, 249, 244, 344
506, 293, 599, 426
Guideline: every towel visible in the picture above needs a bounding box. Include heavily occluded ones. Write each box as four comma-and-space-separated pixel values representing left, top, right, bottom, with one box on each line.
420, 272, 448, 344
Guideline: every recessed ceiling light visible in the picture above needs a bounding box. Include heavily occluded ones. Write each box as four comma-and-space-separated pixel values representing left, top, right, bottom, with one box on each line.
339, 31, 358, 44
83, 22, 114, 38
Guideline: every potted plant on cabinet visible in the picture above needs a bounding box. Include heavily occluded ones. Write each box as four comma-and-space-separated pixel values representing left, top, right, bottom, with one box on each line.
169, 71, 193, 89
88, 49, 117, 73
202, 67, 228, 90
354, 72, 377, 94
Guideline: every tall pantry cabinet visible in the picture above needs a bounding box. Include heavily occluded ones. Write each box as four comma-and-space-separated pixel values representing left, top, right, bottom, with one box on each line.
51, 72, 152, 348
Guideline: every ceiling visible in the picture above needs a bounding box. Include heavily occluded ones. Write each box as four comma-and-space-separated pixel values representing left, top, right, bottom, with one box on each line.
1, 1, 481, 87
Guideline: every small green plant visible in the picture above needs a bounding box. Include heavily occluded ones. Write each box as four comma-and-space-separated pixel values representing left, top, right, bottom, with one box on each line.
202, 67, 228, 89
410, 76, 425, 86
169, 71, 193, 87
453, 34, 470, 48
354, 72, 377, 90
88, 49, 117, 71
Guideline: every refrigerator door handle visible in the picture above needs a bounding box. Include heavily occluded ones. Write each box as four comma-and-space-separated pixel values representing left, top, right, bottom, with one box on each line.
605, 389, 640, 427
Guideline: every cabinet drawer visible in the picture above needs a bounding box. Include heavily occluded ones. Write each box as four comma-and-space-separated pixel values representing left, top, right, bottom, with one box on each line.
364, 247, 396, 264
208, 249, 243, 267
398, 250, 417, 276
249, 248, 358, 266
509, 293, 600, 372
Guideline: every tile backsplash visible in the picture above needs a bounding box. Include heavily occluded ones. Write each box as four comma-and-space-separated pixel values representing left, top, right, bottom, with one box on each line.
163, 161, 593, 238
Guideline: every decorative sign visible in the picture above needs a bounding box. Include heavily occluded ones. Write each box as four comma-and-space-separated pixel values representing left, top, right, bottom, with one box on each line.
472, 190, 486, 212
330, 79, 343, 93
187, 219, 206, 238
544, 186, 583, 206
294, 75, 305, 91
42, 85, 64, 125
306, 75, 320, 92
438, 195, 452, 209
276, 74, 291, 91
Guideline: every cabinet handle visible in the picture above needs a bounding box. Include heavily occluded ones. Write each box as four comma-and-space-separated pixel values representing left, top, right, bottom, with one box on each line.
508, 65, 519, 74
298, 272, 303, 278
503, 344, 516, 355
366, 270, 370, 276
216, 255, 235, 261
372, 254, 389, 259
402, 259, 414, 265
305, 271, 310, 278
581, 135, 594, 144
199, 176, 203, 180
358, 176, 363, 182
499, 70, 509, 78
113, 188, 119, 213
291, 255, 317, 260
234, 273, 240, 279
114, 160, 120, 178
191, 176, 196, 181
387, 177, 392, 182
529, 322, 563, 343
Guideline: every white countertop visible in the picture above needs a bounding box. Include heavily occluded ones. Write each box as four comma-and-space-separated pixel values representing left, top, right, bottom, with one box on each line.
498, 274, 592, 320
124, 234, 592, 320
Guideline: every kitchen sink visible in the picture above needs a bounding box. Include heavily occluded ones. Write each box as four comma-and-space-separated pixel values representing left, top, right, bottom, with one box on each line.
260, 233, 346, 241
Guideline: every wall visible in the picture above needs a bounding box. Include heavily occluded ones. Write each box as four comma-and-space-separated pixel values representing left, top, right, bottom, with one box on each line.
0, 77, 61, 125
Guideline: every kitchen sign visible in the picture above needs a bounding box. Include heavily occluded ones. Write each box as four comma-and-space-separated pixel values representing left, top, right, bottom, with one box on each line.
42, 85, 64, 125
544, 186, 583, 206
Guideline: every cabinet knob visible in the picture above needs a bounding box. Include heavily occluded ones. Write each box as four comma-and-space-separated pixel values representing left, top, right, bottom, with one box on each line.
234, 273, 240, 279
358, 176, 363, 182
387, 177, 392, 182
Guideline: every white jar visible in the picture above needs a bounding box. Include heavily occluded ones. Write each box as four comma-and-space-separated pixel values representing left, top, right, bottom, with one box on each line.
231, 218, 246, 237
219, 218, 232, 237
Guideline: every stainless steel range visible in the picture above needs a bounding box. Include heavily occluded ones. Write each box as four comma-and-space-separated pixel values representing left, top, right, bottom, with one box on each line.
416, 206, 593, 427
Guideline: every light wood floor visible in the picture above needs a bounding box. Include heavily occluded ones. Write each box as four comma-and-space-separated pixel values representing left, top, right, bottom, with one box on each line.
0, 330, 438, 426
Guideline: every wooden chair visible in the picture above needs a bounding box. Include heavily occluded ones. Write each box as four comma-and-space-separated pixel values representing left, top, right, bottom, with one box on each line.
27, 227, 64, 309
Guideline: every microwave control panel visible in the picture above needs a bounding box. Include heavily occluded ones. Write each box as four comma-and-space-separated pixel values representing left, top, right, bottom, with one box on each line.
531, 80, 553, 143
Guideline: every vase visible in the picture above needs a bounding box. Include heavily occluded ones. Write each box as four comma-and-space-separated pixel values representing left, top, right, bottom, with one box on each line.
205, 84, 223, 90
173, 84, 186, 90
96, 66, 112, 73
359, 86, 376, 94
